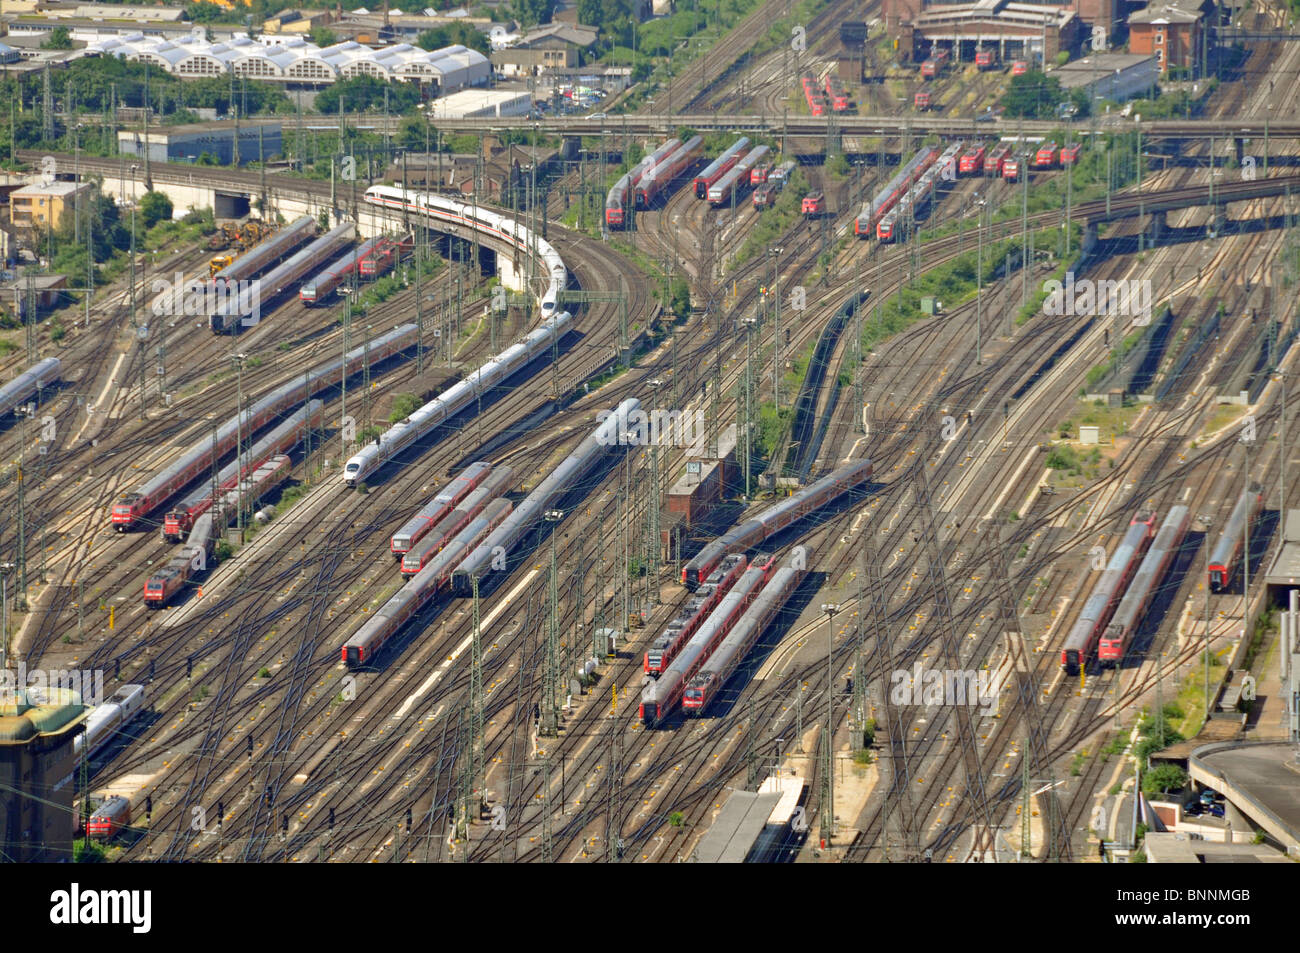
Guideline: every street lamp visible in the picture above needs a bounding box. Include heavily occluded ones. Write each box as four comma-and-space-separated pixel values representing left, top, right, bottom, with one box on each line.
136, 322, 149, 420
1200, 514, 1212, 722
0, 561, 13, 672
820, 602, 840, 846
230, 352, 248, 541
740, 316, 756, 498
769, 246, 783, 406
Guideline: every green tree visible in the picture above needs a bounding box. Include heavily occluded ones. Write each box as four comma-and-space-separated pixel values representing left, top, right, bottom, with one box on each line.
580, 0, 633, 48
1142, 764, 1188, 797
416, 23, 491, 55
139, 191, 174, 229
1000, 70, 1066, 120
41, 27, 73, 51
662, 276, 690, 317
389, 393, 422, 423
1136, 723, 1184, 762
314, 75, 422, 116
509, 0, 556, 28
310, 26, 339, 47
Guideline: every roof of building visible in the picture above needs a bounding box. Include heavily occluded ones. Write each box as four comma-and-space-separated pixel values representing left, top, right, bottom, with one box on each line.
1143, 831, 1291, 862
72, 4, 187, 20
690, 789, 783, 863
422, 86, 530, 117
12, 180, 88, 197
1129, 0, 1204, 24
514, 22, 597, 47
915, 0, 1076, 29
86, 32, 490, 84
1265, 508, 1300, 588
1055, 53, 1157, 75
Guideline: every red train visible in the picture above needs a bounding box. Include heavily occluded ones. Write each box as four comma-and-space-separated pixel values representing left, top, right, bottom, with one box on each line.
1060, 143, 1082, 166
359, 237, 400, 279
1060, 509, 1157, 673
753, 184, 775, 209
85, 796, 131, 839
1033, 141, 1059, 169
1098, 506, 1190, 665
144, 512, 216, 608
1011, 60, 1028, 76
640, 554, 778, 725
645, 554, 746, 675
750, 164, 771, 186
693, 137, 750, 199
824, 76, 851, 112
914, 90, 932, 111
682, 460, 872, 586
1208, 485, 1264, 592
802, 191, 825, 215
1002, 155, 1022, 181
636, 136, 704, 208
920, 49, 948, 80
983, 144, 1011, 176
958, 144, 986, 175
975, 50, 997, 70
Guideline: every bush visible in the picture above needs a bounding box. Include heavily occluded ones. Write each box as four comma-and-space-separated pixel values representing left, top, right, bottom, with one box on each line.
257, 667, 271, 678
74, 837, 106, 863
389, 393, 422, 424
862, 717, 876, 747
1142, 764, 1187, 797
1135, 724, 1183, 762
853, 748, 873, 765
139, 192, 174, 229
668, 811, 684, 827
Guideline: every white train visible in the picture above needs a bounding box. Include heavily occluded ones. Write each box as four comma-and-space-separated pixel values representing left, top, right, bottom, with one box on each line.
73, 684, 147, 761
362, 185, 568, 316
344, 185, 576, 488
0, 356, 61, 420
341, 311, 573, 487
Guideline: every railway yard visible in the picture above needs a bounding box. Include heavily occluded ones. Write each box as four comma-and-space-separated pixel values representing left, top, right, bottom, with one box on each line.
4, 0, 1300, 879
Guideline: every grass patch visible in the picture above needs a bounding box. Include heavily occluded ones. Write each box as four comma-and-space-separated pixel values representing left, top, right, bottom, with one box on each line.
1174, 648, 1230, 738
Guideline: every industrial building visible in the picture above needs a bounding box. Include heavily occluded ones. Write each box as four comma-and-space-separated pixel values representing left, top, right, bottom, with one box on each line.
117, 121, 283, 167
1052, 52, 1158, 102
0, 688, 88, 863
1128, 0, 1210, 75
490, 22, 598, 77
892, 0, 1084, 67
87, 33, 491, 92
423, 88, 532, 119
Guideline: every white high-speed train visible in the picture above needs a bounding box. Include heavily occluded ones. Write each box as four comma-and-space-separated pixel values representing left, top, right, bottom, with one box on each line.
343, 186, 574, 488
362, 185, 568, 316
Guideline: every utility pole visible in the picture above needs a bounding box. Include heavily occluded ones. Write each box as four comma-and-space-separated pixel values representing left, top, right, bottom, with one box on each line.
230, 353, 247, 541
976, 199, 984, 365
541, 510, 563, 735
470, 575, 484, 822
820, 603, 840, 849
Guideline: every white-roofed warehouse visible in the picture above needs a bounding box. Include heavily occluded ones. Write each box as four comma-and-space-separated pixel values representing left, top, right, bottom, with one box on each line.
86, 33, 491, 93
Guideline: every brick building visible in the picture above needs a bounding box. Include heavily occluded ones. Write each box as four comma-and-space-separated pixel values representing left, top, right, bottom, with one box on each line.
1128, 0, 1209, 74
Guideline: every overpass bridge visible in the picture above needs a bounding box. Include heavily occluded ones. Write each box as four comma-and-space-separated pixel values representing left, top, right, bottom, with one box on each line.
88, 112, 1300, 144
40, 154, 543, 292
30, 152, 1300, 288
365, 113, 1300, 142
